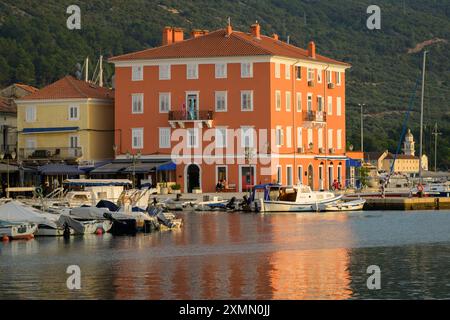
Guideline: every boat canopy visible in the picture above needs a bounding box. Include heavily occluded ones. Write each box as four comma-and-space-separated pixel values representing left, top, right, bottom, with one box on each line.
0, 201, 58, 228
63, 179, 132, 186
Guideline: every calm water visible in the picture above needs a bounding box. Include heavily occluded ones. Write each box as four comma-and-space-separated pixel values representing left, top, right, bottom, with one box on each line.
1, 210, 450, 299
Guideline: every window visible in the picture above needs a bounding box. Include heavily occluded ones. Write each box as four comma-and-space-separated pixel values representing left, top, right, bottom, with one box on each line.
215, 63, 227, 78
241, 90, 253, 111
241, 62, 253, 78
68, 105, 79, 120
241, 127, 254, 148
326, 70, 332, 84
275, 90, 281, 111
286, 91, 291, 111
286, 126, 292, 148
132, 128, 143, 149
285, 64, 291, 79
328, 129, 333, 149
187, 128, 198, 148
159, 93, 170, 113
215, 127, 227, 148
297, 165, 303, 184
276, 126, 284, 147
336, 72, 341, 85
69, 135, 79, 148
307, 68, 314, 81
317, 96, 323, 112
132, 65, 143, 81
26, 138, 36, 150
275, 63, 281, 78
187, 64, 198, 79
25, 105, 36, 122
307, 128, 313, 146
286, 166, 293, 186
215, 91, 227, 112
159, 128, 171, 148
318, 128, 323, 149
159, 64, 171, 80
296, 92, 302, 112
69, 135, 80, 157
132, 94, 144, 114
327, 96, 333, 115
337, 129, 342, 149
337, 97, 342, 116
297, 127, 302, 147
317, 70, 322, 83
307, 94, 313, 112
277, 166, 282, 184
295, 66, 302, 80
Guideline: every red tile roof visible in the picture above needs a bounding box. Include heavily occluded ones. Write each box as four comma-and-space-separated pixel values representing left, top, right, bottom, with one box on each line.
14, 83, 39, 94
0, 97, 16, 113
19, 76, 114, 101
109, 28, 350, 67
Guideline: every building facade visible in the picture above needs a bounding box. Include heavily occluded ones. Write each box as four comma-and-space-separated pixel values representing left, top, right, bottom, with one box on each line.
110, 24, 350, 192
16, 76, 115, 166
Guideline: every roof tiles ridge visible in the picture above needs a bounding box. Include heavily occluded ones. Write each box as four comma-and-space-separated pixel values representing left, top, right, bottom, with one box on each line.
65, 75, 89, 98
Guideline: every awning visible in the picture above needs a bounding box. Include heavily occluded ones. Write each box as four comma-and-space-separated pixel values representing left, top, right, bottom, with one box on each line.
90, 162, 129, 174
22, 127, 79, 134
157, 161, 176, 171
123, 161, 167, 174
38, 164, 84, 175
346, 158, 362, 168
63, 179, 132, 186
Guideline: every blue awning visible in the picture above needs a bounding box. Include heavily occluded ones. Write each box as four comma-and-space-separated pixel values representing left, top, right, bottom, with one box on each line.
346, 158, 362, 168
38, 164, 84, 175
23, 127, 79, 134
157, 161, 176, 171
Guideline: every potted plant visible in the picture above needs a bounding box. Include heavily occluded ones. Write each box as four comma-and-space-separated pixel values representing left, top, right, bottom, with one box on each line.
171, 184, 181, 194
160, 181, 169, 195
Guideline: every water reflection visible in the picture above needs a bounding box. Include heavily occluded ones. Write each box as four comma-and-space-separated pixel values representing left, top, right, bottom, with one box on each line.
1, 210, 450, 299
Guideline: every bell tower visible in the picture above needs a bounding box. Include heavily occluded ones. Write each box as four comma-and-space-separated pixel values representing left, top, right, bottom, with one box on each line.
403, 129, 415, 156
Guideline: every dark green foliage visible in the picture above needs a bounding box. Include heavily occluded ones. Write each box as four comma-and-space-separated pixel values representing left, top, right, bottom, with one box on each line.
0, 0, 449, 168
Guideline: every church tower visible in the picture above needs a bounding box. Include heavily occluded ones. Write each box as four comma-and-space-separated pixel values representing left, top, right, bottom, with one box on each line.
403, 129, 415, 156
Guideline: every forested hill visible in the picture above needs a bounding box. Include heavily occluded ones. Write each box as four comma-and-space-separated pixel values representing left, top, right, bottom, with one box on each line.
1, 0, 449, 169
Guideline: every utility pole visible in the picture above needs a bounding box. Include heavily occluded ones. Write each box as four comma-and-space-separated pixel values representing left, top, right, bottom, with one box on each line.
358, 103, 366, 152
419, 51, 427, 183
431, 122, 442, 172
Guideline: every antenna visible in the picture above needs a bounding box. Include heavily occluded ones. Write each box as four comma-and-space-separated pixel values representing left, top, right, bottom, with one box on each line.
85, 57, 89, 82
99, 55, 103, 87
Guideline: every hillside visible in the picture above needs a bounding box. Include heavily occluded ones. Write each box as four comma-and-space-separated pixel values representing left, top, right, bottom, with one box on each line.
0, 0, 449, 169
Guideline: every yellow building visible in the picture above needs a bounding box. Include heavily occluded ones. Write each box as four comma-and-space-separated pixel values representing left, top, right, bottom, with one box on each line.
16, 76, 114, 165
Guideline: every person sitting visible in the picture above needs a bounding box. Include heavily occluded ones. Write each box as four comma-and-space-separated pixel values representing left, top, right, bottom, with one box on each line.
216, 180, 224, 192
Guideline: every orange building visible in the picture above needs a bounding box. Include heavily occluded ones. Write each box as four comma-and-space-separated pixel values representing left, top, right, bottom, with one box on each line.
109, 23, 350, 193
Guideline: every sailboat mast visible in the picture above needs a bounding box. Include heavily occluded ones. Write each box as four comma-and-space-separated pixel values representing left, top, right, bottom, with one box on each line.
419, 50, 427, 183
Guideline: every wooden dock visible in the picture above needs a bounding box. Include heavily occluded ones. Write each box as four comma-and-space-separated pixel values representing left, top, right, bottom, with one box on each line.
364, 197, 450, 211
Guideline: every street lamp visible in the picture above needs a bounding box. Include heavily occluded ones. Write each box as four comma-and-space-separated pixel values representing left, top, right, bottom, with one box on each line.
0, 150, 16, 198
358, 104, 366, 152
126, 150, 141, 189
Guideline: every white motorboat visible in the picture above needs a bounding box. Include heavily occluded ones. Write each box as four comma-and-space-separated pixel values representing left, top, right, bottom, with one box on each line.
250, 184, 342, 213
314, 198, 366, 212
0, 221, 37, 240
0, 201, 65, 237
193, 196, 228, 211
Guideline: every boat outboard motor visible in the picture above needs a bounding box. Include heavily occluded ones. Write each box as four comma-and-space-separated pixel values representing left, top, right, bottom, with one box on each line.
226, 197, 237, 209
63, 222, 71, 238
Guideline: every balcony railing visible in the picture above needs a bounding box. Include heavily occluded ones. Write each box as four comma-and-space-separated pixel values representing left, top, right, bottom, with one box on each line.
18, 147, 83, 160
169, 110, 214, 121
168, 110, 214, 128
304, 111, 326, 122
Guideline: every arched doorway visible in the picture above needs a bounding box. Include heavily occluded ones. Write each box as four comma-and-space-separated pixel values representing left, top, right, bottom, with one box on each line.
186, 164, 200, 193
307, 164, 314, 190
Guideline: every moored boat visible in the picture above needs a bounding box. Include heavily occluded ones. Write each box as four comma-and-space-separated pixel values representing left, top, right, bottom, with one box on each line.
314, 198, 366, 212
249, 184, 342, 213
0, 221, 37, 240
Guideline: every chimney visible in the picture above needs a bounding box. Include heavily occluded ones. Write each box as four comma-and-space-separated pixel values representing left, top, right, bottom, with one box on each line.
162, 26, 174, 46
172, 27, 184, 43
191, 29, 208, 38
251, 22, 261, 39
226, 18, 232, 36
272, 33, 279, 41
308, 41, 316, 59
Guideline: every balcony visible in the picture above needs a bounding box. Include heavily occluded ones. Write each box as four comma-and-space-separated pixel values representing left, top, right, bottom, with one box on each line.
168, 110, 214, 128
304, 111, 326, 122
19, 147, 83, 161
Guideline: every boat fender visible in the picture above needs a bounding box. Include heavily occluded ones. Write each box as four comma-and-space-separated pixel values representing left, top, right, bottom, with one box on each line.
96, 228, 103, 235
1, 235, 9, 242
